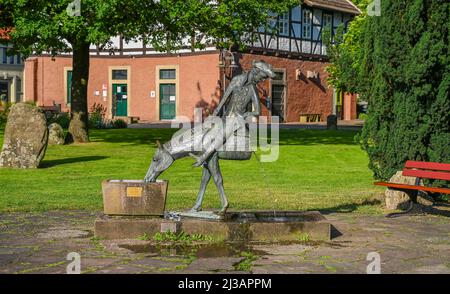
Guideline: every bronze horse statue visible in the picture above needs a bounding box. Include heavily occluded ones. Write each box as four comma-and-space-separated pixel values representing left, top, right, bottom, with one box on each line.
144, 60, 275, 214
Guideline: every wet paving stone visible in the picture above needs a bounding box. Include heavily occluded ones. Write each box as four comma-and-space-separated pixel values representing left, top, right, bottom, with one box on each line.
185, 257, 245, 272
0, 210, 448, 274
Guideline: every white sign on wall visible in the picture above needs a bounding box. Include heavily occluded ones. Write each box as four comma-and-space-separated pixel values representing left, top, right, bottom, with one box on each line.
150, 91, 156, 98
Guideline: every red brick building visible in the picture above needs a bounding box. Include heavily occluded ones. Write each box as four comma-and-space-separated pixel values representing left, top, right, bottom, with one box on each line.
22, 0, 360, 123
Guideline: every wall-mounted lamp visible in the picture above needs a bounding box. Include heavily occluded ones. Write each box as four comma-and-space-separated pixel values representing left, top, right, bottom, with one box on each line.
229, 57, 238, 69
224, 51, 238, 68
295, 69, 302, 80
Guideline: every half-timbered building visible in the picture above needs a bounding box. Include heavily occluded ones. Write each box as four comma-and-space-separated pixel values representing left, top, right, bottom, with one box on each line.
22, 0, 361, 123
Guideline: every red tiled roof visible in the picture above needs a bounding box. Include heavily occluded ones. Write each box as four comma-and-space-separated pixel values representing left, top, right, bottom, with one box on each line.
304, 0, 361, 15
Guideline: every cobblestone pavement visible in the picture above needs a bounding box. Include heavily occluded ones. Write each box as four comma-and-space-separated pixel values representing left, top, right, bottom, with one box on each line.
0, 211, 449, 274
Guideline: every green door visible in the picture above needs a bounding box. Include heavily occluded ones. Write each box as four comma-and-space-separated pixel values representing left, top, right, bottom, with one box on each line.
159, 84, 176, 120
67, 70, 72, 103
112, 84, 128, 116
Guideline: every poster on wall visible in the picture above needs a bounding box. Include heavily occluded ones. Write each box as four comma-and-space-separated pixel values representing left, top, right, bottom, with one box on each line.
102, 84, 108, 102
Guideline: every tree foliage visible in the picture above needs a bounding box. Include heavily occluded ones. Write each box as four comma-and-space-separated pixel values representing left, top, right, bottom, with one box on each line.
322, 0, 369, 93
357, 0, 450, 180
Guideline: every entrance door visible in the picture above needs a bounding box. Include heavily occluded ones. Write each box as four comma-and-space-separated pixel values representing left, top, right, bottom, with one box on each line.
159, 83, 176, 120
112, 84, 128, 116
271, 84, 285, 122
0, 80, 9, 103
66, 70, 72, 103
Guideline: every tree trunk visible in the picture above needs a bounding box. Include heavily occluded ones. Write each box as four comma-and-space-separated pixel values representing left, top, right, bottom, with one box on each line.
66, 42, 90, 143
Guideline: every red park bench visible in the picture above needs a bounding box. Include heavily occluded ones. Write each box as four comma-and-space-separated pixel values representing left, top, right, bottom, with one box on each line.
374, 160, 450, 215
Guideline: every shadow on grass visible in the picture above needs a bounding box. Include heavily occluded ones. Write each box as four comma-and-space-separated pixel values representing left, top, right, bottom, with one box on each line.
319, 199, 383, 215
90, 128, 177, 146
276, 129, 359, 146
89, 128, 360, 147
40, 156, 109, 168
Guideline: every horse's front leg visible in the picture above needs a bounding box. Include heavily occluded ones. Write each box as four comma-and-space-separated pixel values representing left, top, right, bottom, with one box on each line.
207, 153, 229, 214
191, 166, 211, 212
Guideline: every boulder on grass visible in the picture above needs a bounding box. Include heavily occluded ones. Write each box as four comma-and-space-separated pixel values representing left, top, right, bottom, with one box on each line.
385, 171, 417, 210
0, 103, 48, 168
48, 123, 65, 145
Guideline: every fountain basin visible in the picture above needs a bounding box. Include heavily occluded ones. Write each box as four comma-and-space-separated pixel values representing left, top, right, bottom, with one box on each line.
94, 211, 332, 241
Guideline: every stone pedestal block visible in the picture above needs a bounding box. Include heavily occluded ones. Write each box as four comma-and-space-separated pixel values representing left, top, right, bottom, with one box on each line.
102, 180, 168, 216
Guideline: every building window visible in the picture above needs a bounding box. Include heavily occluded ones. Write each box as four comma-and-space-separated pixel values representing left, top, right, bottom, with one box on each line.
112, 69, 128, 80
302, 9, 312, 39
323, 14, 332, 28
9, 54, 14, 64
273, 71, 285, 81
277, 12, 289, 36
271, 70, 286, 122
2, 48, 6, 64
16, 54, 21, 64
160, 69, 176, 80
0, 80, 8, 102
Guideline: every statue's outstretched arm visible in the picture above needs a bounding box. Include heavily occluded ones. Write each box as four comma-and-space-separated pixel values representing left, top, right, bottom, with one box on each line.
212, 81, 235, 117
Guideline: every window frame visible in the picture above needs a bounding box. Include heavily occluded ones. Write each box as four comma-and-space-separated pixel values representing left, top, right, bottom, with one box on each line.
277, 12, 290, 37
159, 69, 176, 80
302, 9, 313, 39
111, 69, 128, 80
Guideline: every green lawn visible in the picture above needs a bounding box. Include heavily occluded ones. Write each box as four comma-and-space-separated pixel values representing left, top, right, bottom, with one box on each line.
0, 128, 384, 213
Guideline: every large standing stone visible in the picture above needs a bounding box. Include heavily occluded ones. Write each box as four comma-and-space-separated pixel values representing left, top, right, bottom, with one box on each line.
0, 103, 48, 168
48, 123, 65, 145
385, 171, 417, 210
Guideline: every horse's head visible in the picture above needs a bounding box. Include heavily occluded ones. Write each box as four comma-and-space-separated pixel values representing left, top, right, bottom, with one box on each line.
144, 140, 174, 182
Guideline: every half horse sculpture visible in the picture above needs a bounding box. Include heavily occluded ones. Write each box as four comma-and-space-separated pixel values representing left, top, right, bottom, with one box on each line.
144, 60, 275, 215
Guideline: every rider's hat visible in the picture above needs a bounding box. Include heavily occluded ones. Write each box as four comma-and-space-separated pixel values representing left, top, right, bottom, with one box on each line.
252, 60, 275, 78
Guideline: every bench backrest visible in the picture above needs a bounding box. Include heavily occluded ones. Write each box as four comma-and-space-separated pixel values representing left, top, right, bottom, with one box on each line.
403, 161, 450, 181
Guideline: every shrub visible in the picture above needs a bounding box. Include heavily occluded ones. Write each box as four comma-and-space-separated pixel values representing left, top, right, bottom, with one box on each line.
358, 113, 368, 121
88, 103, 107, 129
0, 102, 12, 127
47, 112, 70, 129
357, 0, 450, 180
112, 119, 128, 129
